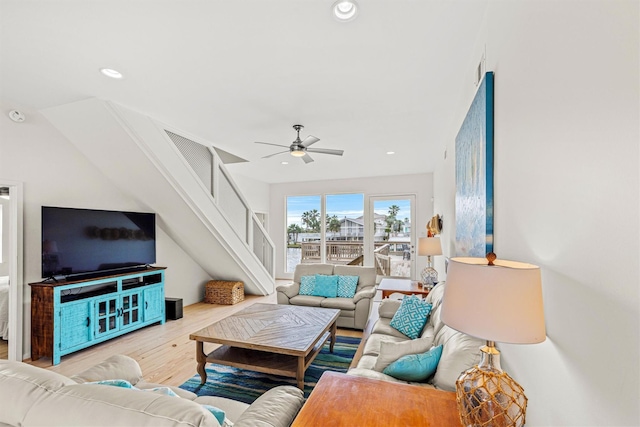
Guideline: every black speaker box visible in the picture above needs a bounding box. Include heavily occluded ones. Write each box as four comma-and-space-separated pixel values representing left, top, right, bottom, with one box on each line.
165, 297, 183, 320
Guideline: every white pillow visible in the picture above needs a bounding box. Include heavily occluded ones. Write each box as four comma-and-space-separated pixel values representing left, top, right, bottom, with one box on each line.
373, 336, 434, 372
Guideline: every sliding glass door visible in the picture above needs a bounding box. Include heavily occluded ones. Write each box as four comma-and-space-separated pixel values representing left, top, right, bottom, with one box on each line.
367, 195, 416, 279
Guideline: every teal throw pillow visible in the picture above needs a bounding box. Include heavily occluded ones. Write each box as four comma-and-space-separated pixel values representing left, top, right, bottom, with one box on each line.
89, 379, 134, 388
312, 274, 339, 298
383, 345, 443, 382
389, 295, 432, 339
299, 275, 316, 295
201, 404, 226, 425
337, 275, 359, 298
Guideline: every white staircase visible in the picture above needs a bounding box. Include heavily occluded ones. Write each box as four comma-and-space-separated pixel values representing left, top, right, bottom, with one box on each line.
42, 98, 275, 295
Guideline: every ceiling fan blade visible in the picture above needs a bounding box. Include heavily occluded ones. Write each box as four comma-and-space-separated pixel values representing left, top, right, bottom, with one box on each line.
302, 154, 314, 164
301, 135, 320, 148
255, 141, 290, 148
306, 148, 344, 156
262, 150, 289, 159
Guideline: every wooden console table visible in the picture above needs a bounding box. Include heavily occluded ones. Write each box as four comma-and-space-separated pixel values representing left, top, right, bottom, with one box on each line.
292, 371, 462, 426
377, 277, 431, 299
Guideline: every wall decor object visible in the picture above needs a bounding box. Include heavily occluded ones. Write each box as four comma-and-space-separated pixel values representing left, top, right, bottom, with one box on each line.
455, 71, 494, 256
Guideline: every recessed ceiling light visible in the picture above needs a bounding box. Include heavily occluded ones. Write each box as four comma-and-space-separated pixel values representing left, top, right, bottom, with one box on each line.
332, 0, 359, 22
387, 151, 395, 155
281, 161, 289, 165
99, 68, 123, 79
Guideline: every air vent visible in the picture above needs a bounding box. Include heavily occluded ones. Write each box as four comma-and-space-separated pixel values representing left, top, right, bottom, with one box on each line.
475, 52, 486, 86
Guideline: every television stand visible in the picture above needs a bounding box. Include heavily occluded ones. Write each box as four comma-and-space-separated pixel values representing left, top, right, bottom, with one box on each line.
67, 266, 149, 282
30, 267, 166, 365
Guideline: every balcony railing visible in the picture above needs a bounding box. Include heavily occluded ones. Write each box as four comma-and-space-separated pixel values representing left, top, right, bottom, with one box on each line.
300, 240, 409, 275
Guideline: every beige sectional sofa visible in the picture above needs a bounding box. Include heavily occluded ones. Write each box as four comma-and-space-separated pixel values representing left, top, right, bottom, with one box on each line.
348, 281, 485, 391
276, 263, 377, 330
0, 354, 304, 427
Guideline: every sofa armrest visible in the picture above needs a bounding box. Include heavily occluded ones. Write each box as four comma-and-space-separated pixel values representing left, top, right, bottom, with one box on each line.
234, 385, 304, 427
276, 282, 300, 299
69, 354, 143, 385
353, 286, 376, 304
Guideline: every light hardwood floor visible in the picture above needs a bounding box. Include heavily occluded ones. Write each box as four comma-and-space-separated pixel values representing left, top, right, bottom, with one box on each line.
28, 289, 361, 387
0, 340, 7, 359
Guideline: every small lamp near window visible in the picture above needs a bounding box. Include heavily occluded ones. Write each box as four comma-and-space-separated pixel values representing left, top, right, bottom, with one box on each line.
418, 237, 442, 289
441, 254, 546, 427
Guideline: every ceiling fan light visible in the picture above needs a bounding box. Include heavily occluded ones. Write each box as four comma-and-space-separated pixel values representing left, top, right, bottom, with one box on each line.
332, 0, 358, 22
290, 149, 306, 158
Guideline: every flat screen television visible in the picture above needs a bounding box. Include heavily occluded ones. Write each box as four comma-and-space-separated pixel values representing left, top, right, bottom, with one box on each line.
42, 206, 156, 280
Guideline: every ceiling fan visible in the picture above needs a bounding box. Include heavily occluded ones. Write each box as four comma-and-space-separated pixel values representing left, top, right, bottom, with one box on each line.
255, 124, 344, 164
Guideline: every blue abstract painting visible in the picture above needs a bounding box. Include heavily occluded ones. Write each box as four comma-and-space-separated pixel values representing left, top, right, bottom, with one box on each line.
455, 72, 494, 257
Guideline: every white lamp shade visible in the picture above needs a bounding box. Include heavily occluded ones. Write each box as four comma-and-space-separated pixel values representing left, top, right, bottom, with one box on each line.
441, 257, 546, 344
418, 237, 442, 256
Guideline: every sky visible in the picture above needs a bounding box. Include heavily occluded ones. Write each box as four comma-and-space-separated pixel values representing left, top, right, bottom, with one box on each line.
286, 193, 412, 226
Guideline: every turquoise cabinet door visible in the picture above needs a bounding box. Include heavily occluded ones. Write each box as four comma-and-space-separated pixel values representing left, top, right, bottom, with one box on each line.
143, 285, 164, 323
120, 290, 144, 331
59, 301, 92, 351
94, 295, 119, 338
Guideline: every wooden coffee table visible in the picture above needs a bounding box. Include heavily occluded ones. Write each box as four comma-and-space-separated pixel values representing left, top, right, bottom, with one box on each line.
292, 371, 462, 426
189, 303, 340, 390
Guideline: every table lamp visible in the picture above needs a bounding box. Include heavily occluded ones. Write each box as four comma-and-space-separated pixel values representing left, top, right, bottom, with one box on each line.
418, 236, 442, 289
441, 253, 545, 427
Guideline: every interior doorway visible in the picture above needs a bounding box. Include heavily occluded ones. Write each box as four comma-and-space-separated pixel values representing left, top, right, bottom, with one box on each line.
366, 195, 416, 279
0, 181, 23, 361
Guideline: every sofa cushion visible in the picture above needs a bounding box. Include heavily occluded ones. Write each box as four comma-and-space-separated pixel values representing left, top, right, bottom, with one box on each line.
362, 333, 408, 357
355, 354, 378, 370
234, 385, 304, 427
337, 275, 359, 298
195, 396, 250, 423
289, 295, 324, 307
312, 274, 338, 298
299, 275, 315, 295
373, 335, 435, 372
347, 367, 407, 384
136, 380, 197, 399
383, 345, 443, 382
431, 325, 483, 391
372, 318, 411, 339
21, 383, 220, 427
378, 299, 402, 319
389, 296, 432, 339
0, 360, 76, 427
320, 297, 356, 311
70, 354, 143, 385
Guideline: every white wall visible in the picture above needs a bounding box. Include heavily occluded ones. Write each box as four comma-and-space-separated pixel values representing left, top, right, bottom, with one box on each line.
231, 173, 271, 214
434, 1, 639, 425
0, 103, 210, 359
270, 173, 433, 279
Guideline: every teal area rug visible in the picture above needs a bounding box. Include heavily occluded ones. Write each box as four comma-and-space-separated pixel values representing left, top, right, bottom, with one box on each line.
179, 335, 361, 404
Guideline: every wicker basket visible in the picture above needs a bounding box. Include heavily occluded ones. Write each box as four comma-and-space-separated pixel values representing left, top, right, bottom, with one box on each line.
205, 280, 244, 305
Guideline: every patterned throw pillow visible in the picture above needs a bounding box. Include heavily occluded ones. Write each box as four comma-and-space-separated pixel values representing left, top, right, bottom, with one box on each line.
311, 274, 339, 298
389, 295, 432, 339
337, 275, 359, 298
383, 345, 443, 382
299, 275, 316, 295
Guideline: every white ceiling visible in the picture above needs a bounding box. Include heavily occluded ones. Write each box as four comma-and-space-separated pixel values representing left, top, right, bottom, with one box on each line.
0, 0, 488, 183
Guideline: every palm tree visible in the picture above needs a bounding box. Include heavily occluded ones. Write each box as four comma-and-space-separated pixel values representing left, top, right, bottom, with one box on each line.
385, 204, 401, 237
287, 223, 303, 245
326, 214, 341, 238
301, 209, 321, 232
